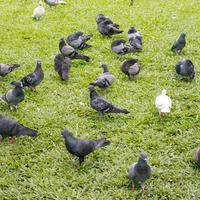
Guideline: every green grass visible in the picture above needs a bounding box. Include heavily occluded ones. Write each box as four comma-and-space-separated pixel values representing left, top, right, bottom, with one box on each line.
0, 0, 200, 199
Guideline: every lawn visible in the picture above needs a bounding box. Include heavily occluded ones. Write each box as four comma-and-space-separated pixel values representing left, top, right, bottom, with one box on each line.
0, 0, 200, 199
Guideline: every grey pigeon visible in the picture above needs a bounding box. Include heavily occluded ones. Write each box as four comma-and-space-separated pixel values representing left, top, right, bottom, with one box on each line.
175, 59, 195, 79
88, 85, 130, 116
61, 129, 111, 165
0, 81, 25, 110
96, 14, 123, 37
0, 115, 37, 144
90, 64, 115, 89
20, 59, 44, 91
0, 63, 20, 77
66, 31, 93, 50
59, 38, 90, 62
128, 153, 152, 192
111, 39, 135, 55
54, 54, 71, 80
44, 0, 66, 7
128, 27, 142, 51
171, 33, 186, 54
121, 58, 140, 78
96, 14, 120, 29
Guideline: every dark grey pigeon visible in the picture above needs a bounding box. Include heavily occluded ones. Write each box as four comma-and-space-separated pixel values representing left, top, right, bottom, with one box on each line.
66, 32, 93, 50
121, 58, 140, 78
171, 33, 186, 54
96, 14, 123, 37
96, 14, 120, 29
175, 59, 195, 79
44, 0, 66, 7
0, 115, 37, 144
0, 63, 20, 77
90, 64, 115, 89
128, 153, 152, 192
88, 85, 130, 116
0, 81, 24, 110
61, 129, 110, 165
54, 54, 71, 80
59, 38, 90, 62
128, 27, 142, 51
20, 59, 44, 91
111, 39, 135, 55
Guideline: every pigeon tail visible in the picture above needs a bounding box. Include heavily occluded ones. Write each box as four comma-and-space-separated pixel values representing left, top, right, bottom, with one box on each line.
17, 124, 37, 137
95, 138, 111, 149
111, 107, 130, 114
11, 64, 20, 70
74, 54, 90, 62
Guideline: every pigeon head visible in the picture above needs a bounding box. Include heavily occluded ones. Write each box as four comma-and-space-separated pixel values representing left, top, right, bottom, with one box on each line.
61, 129, 73, 139
161, 89, 167, 95
101, 64, 109, 72
36, 59, 42, 65
139, 152, 148, 162
11, 81, 23, 88
88, 85, 96, 92
59, 38, 66, 47
96, 14, 106, 23
80, 33, 93, 41
180, 33, 186, 38
128, 27, 136, 34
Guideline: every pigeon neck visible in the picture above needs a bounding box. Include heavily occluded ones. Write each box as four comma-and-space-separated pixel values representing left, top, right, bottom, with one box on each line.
90, 89, 99, 99
102, 66, 109, 73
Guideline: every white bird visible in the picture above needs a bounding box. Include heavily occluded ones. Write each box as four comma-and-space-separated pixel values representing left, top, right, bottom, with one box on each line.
32, 1, 45, 20
155, 89, 172, 116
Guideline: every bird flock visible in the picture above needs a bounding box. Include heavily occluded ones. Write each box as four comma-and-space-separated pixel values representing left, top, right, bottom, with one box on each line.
0, 1, 199, 193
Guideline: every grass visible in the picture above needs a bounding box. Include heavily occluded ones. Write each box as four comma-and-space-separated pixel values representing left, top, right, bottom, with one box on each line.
0, 0, 200, 199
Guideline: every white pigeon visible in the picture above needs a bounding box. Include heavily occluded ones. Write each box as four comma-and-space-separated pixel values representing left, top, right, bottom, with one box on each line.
32, 1, 45, 20
155, 89, 172, 115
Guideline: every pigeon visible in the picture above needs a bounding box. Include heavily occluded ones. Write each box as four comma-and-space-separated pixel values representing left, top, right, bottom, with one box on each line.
44, 0, 66, 7
171, 33, 186, 54
96, 14, 120, 29
111, 39, 135, 55
54, 53, 71, 80
59, 38, 90, 62
175, 59, 195, 79
88, 85, 130, 116
0, 81, 25, 110
61, 129, 111, 165
0, 63, 20, 77
121, 58, 140, 79
128, 27, 142, 51
32, 1, 45, 20
128, 152, 152, 192
66, 32, 93, 50
96, 14, 123, 37
155, 89, 172, 116
195, 148, 200, 164
0, 115, 37, 144
20, 59, 44, 91
90, 64, 115, 89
